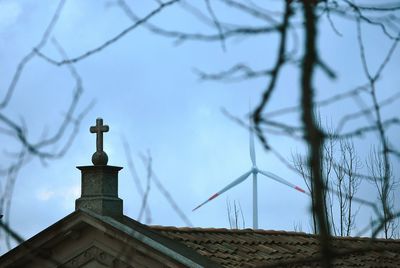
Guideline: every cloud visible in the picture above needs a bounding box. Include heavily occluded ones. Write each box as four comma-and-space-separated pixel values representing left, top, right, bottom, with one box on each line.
35, 185, 79, 209
60, 184, 80, 210
36, 189, 55, 201
61, 184, 80, 201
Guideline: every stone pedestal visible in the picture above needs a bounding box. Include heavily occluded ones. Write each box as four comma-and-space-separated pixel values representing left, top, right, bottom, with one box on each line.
75, 165, 123, 220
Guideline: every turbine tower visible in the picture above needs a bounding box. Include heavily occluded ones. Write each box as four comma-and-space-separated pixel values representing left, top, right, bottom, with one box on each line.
193, 121, 308, 229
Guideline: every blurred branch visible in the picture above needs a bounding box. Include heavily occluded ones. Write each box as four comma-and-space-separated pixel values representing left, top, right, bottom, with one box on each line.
150, 171, 193, 227
0, 35, 92, 248
204, 0, 226, 50
0, 0, 66, 109
218, 0, 279, 24
264, 84, 369, 118
357, 15, 400, 240
253, 0, 292, 125
35, 0, 179, 65
301, 2, 332, 267
0, 43, 91, 160
138, 151, 152, 224
336, 91, 400, 133
138, 153, 193, 226
195, 64, 273, 82
116, 0, 281, 47
122, 137, 152, 223
332, 118, 400, 139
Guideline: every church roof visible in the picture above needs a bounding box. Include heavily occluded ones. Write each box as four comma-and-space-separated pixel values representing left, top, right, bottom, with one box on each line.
3, 208, 400, 267
147, 225, 400, 267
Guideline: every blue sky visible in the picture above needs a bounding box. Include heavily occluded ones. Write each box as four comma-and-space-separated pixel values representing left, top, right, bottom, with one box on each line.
0, 0, 399, 253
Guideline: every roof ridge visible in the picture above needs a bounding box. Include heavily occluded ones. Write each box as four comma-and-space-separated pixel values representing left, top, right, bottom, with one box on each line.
148, 225, 400, 243
149, 225, 312, 235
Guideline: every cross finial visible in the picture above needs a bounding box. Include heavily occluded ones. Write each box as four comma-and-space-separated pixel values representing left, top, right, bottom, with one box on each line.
90, 117, 109, 165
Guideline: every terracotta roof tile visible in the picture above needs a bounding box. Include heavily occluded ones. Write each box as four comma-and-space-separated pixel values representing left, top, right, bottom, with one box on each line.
149, 226, 400, 267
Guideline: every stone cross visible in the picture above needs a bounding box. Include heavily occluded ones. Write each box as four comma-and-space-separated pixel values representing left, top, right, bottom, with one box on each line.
90, 118, 109, 165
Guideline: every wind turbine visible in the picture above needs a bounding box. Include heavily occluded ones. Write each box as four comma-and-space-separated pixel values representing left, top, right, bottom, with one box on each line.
193, 121, 308, 229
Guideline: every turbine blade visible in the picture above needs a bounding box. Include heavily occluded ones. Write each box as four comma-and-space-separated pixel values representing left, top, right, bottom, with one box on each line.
193, 170, 252, 211
249, 119, 256, 166
258, 170, 309, 195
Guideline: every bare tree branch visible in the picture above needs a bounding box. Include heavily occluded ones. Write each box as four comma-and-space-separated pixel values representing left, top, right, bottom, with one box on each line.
0, 0, 66, 109
35, 0, 179, 65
